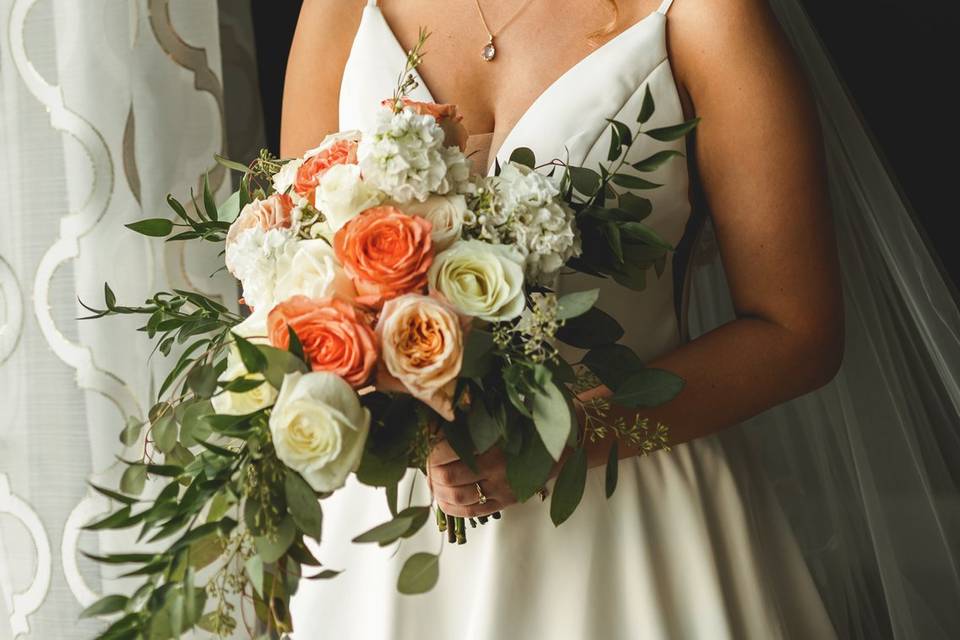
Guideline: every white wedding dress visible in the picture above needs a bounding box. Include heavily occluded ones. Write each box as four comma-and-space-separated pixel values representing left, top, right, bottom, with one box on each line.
290, 1, 838, 638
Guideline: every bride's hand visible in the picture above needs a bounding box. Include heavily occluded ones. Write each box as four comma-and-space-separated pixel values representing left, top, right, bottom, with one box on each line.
427, 440, 516, 518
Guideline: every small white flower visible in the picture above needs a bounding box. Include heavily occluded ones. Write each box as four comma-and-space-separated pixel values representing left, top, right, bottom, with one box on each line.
225, 226, 299, 311
358, 107, 468, 204
270, 371, 371, 493
313, 164, 383, 233
274, 239, 357, 302
401, 194, 467, 251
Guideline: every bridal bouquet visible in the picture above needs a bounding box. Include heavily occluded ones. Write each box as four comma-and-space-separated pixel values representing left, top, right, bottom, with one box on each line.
80, 36, 697, 639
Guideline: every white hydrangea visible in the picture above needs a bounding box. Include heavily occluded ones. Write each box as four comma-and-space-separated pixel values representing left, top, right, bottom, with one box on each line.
225, 226, 298, 311
358, 107, 470, 204
465, 162, 581, 281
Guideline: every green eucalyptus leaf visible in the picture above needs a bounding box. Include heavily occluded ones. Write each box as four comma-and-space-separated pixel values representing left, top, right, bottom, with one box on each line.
285, 470, 323, 542
355, 449, 407, 487
186, 364, 218, 399
150, 413, 177, 454
214, 154, 251, 173
509, 147, 536, 169
253, 516, 297, 563
638, 84, 656, 124
119, 416, 145, 447
618, 192, 653, 220
505, 426, 555, 502
397, 552, 440, 595
460, 330, 495, 379
352, 514, 415, 545
582, 344, 645, 389
604, 222, 624, 263
568, 166, 602, 197
632, 149, 684, 173
440, 418, 477, 473
467, 399, 501, 454
89, 483, 137, 506
233, 333, 267, 373
611, 173, 662, 190
246, 555, 264, 597
531, 381, 574, 462
397, 506, 432, 539
556, 306, 624, 349
261, 344, 308, 389
557, 289, 600, 321
202, 174, 218, 221
550, 447, 588, 526
125, 218, 173, 237
619, 222, 672, 249
605, 441, 619, 498
607, 122, 622, 161
645, 117, 701, 142
120, 464, 147, 496
606, 119, 633, 147
188, 533, 224, 571
80, 594, 128, 618
612, 368, 685, 408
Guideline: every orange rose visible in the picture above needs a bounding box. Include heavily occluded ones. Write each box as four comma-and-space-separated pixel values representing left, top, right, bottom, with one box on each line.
293, 139, 359, 202
383, 98, 468, 151
333, 206, 434, 308
375, 294, 465, 421
267, 295, 378, 388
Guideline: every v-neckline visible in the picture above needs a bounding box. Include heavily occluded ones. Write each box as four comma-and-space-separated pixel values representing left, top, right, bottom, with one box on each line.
366, 5, 666, 172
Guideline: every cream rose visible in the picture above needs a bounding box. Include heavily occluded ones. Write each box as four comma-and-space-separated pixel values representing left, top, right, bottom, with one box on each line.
274, 239, 357, 303
376, 294, 464, 421
269, 371, 371, 492
272, 158, 304, 196
428, 240, 526, 322
402, 194, 467, 251
314, 164, 383, 233
212, 310, 277, 416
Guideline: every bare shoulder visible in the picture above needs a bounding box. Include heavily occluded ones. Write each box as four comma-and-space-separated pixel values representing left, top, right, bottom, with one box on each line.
665, 0, 808, 103
281, 0, 367, 157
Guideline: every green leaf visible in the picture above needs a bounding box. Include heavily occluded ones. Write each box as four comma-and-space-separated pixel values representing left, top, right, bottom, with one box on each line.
89, 483, 137, 506
188, 533, 224, 571
217, 190, 241, 223
568, 166, 602, 197
605, 441, 619, 498
166, 194, 189, 222
125, 218, 173, 237
556, 306, 624, 349
119, 415, 144, 447
582, 344, 645, 389
638, 84, 656, 124
603, 222, 624, 263
645, 117, 700, 142
104, 283, 117, 309
214, 153, 250, 173
611, 173, 662, 190
618, 192, 653, 220
245, 555, 264, 597
397, 506, 432, 539
352, 514, 415, 545
305, 568, 343, 580
607, 119, 633, 147
285, 470, 323, 541
288, 326, 306, 362
531, 381, 574, 462
557, 289, 600, 321
619, 222, 672, 249
83, 506, 133, 531
606, 121, 622, 161
80, 594, 128, 618
202, 174, 218, 221
386, 483, 399, 517
233, 333, 267, 373
150, 413, 177, 454
355, 449, 407, 487
460, 330, 495, 379
505, 426, 555, 503
253, 516, 296, 563
612, 368, 685, 407
261, 344, 308, 389
467, 399, 501, 454
120, 464, 147, 496
186, 364, 218, 399
509, 147, 536, 169
632, 149, 684, 173
397, 552, 440, 595
550, 447, 588, 526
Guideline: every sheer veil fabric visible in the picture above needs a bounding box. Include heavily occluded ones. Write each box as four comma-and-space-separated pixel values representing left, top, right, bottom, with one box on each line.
687, 1, 960, 638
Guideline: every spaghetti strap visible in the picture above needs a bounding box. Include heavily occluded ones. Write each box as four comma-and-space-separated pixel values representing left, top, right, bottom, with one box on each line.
657, 0, 674, 15
367, 0, 378, 7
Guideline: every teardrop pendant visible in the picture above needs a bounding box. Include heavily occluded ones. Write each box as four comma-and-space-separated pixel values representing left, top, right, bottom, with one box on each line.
481, 38, 496, 61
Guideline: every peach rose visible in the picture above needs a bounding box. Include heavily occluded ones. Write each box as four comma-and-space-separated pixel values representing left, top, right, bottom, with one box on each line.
294, 139, 359, 202
383, 98, 468, 151
226, 193, 297, 248
375, 294, 464, 421
267, 295, 378, 388
333, 206, 434, 308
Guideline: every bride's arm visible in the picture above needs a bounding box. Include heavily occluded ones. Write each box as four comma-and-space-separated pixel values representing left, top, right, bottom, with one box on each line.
580, 0, 843, 466
430, 0, 844, 515
280, 0, 365, 158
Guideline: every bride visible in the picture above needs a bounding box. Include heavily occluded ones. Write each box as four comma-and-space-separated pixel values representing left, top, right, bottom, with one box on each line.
279, 0, 960, 638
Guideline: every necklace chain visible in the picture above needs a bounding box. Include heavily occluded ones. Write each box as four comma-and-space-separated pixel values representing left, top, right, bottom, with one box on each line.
473, 0, 537, 40
473, 0, 537, 61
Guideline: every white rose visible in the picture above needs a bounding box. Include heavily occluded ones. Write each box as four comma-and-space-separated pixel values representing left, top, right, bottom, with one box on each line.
272, 158, 304, 196
428, 240, 526, 322
211, 360, 278, 417
274, 239, 357, 302
269, 371, 371, 492
401, 194, 467, 251
212, 309, 278, 416
314, 164, 383, 233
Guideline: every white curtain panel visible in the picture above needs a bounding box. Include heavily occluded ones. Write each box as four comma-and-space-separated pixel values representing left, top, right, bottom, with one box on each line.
0, 1, 244, 637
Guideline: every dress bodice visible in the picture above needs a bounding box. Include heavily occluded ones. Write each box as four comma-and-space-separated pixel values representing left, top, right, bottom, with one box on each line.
339, 0, 693, 363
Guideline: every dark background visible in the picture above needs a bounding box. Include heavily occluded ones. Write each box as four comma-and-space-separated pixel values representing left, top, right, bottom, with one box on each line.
249, 0, 960, 288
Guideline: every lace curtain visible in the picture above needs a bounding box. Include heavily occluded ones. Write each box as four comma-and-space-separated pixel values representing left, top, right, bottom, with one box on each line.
0, 1, 261, 637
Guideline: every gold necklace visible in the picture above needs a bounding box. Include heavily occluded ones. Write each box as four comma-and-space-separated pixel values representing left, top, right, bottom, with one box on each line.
473, 0, 538, 62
